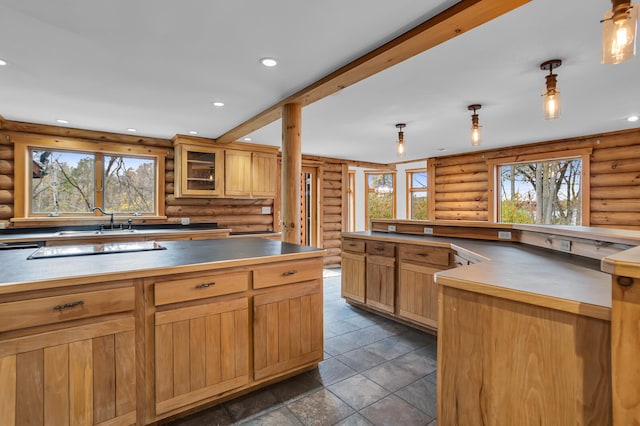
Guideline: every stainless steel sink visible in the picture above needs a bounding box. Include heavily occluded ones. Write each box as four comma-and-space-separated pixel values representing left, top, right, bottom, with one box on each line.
28, 240, 165, 259
56, 229, 138, 236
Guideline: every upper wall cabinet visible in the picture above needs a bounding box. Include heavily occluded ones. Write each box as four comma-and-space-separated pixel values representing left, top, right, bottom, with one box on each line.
174, 141, 225, 198
173, 136, 278, 199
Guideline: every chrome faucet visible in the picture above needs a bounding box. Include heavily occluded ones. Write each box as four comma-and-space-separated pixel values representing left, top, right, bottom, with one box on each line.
91, 207, 114, 229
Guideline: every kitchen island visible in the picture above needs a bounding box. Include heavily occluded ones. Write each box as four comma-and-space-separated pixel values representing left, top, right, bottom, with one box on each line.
342, 219, 640, 426
0, 237, 325, 425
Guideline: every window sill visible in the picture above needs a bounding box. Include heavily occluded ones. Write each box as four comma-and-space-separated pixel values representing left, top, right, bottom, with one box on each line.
10, 215, 168, 227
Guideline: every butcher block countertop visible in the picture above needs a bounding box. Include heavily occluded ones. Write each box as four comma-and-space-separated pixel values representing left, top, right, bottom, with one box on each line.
0, 237, 324, 294
342, 230, 612, 321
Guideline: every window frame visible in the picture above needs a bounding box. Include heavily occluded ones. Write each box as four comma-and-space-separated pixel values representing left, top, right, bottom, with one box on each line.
406, 168, 428, 220
364, 170, 396, 230
12, 133, 167, 223
486, 148, 592, 226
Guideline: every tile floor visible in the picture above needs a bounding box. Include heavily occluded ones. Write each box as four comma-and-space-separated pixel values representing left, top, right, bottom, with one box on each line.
166, 270, 438, 426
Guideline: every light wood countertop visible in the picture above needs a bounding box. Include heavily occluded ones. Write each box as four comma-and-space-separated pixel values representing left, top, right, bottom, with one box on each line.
342, 231, 610, 320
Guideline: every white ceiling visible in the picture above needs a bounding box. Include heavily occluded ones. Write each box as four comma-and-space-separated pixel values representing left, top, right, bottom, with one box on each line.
0, 0, 638, 164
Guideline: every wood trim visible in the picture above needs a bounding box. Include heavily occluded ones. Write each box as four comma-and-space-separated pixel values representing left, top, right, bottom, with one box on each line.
2, 121, 172, 147
485, 147, 593, 166
487, 160, 496, 222
581, 153, 591, 226
341, 164, 349, 233
427, 158, 436, 220
215, 0, 530, 143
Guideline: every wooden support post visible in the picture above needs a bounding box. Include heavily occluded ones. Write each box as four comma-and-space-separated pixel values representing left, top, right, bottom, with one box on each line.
282, 103, 302, 244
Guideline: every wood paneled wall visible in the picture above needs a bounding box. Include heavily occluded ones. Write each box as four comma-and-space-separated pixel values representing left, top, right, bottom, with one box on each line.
0, 123, 350, 268
432, 128, 640, 230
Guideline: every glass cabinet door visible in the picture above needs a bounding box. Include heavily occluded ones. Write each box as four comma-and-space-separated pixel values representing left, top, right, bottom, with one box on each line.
175, 143, 225, 197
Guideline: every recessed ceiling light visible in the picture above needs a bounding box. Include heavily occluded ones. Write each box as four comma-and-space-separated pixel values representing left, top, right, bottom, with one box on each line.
0, 58, 7, 66
56, 119, 69, 124
212, 101, 225, 107
260, 57, 278, 67
189, 131, 199, 135
127, 128, 137, 132
243, 137, 252, 141
437, 148, 447, 152
628, 115, 639, 122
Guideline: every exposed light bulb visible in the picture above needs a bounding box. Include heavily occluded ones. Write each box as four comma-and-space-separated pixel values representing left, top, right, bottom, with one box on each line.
397, 139, 405, 157
543, 90, 561, 120
471, 126, 481, 146
602, 2, 638, 64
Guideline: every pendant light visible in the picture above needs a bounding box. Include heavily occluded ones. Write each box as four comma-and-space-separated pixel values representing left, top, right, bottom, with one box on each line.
540, 60, 562, 120
395, 123, 406, 158
467, 104, 482, 146
602, 0, 638, 64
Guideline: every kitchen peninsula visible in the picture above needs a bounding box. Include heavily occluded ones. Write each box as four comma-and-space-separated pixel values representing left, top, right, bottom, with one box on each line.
342, 219, 640, 426
0, 237, 325, 425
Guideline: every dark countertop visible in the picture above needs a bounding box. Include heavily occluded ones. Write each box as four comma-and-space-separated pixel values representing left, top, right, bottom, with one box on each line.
342, 231, 610, 319
0, 223, 229, 245
0, 237, 324, 294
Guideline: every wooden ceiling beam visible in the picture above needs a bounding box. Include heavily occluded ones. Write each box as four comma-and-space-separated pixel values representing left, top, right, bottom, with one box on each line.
215, 0, 530, 144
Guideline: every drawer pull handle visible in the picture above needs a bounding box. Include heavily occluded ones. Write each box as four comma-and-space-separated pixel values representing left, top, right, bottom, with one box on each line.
282, 270, 298, 276
417, 253, 427, 257
375, 247, 384, 251
196, 282, 215, 289
53, 300, 84, 311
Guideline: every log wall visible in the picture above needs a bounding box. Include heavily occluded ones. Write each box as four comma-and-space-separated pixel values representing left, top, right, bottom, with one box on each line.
432, 128, 640, 230
0, 123, 349, 268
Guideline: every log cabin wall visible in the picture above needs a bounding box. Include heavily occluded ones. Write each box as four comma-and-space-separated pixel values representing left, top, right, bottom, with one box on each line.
0, 124, 275, 233
432, 128, 640, 229
317, 160, 347, 268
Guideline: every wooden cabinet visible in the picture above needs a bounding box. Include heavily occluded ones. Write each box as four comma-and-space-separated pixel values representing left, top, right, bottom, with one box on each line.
397, 245, 450, 329
341, 238, 365, 303
365, 241, 396, 314
253, 258, 323, 381
251, 152, 277, 198
0, 282, 136, 425
224, 150, 252, 197
152, 270, 250, 415
225, 150, 277, 198
174, 142, 225, 198
341, 237, 454, 331
174, 136, 278, 199
154, 297, 250, 415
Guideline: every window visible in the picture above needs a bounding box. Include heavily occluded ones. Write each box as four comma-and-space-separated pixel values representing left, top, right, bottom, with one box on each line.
365, 171, 396, 229
493, 153, 587, 225
14, 135, 166, 220
406, 169, 427, 220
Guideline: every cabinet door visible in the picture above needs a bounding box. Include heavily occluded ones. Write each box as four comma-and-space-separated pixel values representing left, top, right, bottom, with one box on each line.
154, 297, 249, 415
341, 251, 365, 303
366, 254, 395, 313
225, 150, 252, 197
398, 261, 441, 328
253, 281, 323, 381
0, 318, 136, 426
251, 152, 277, 198
175, 144, 225, 198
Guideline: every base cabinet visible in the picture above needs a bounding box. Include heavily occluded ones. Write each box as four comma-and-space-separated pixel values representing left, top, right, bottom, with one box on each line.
0, 318, 136, 426
154, 297, 250, 415
341, 251, 365, 303
253, 281, 323, 381
398, 262, 441, 328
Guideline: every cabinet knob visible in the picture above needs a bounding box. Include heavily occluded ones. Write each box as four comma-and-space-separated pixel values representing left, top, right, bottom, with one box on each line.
53, 300, 84, 311
617, 276, 634, 287
282, 270, 298, 276
196, 282, 215, 289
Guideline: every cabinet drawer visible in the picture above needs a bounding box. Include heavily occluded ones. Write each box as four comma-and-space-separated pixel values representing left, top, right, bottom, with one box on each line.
254, 258, 323, 289
0, 287, 134, 333
342, 239, 365, 253
366, 242, 395, 257
155, 271, 249, 306
399, 244, 450, 267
